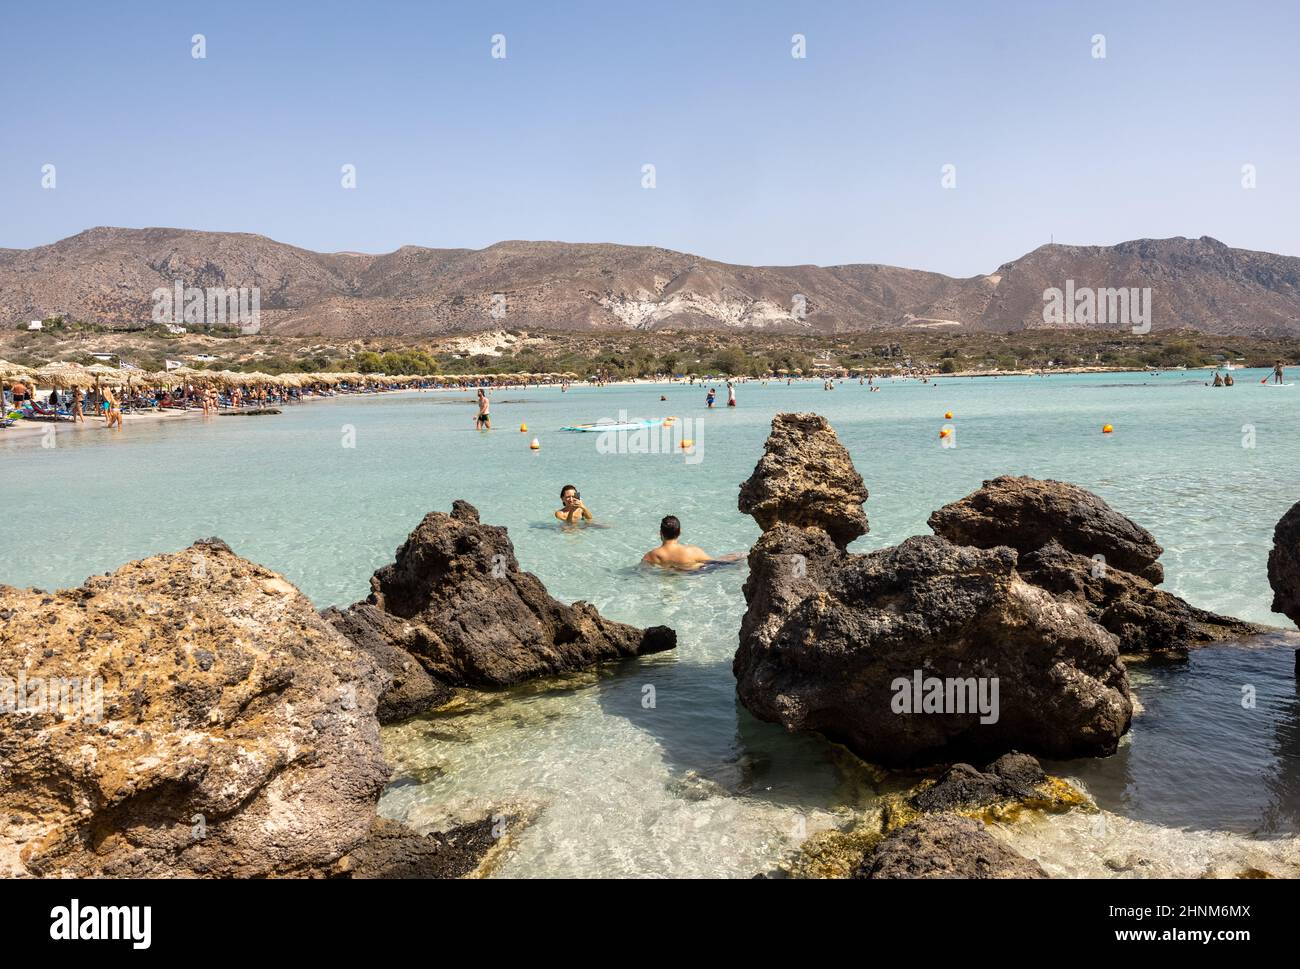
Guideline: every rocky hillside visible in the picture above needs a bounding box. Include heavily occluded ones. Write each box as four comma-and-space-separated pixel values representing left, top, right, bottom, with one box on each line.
3, 227, 1299, 337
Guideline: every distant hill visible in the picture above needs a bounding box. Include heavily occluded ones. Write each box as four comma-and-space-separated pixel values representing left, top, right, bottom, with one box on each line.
3, 227, 1299, 336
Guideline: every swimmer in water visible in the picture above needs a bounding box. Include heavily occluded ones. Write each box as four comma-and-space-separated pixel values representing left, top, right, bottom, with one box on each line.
641, 515, 740, 570
555, 484, 593, 524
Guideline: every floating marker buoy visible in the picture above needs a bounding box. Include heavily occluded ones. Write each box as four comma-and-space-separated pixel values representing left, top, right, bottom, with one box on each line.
680, 439, 694, 449
520, 423, 528, 432
945, 411, 953, 420
1102, 424, 1114, 434
939, 428, 951, 439
530, 437, 540, 449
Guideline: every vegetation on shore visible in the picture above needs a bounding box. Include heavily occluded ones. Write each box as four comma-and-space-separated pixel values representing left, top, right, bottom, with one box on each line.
5, 320, 1299, 378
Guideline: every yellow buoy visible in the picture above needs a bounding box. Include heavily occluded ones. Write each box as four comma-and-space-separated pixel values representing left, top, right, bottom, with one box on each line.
679, 439, 694, 449
520, 423, 528, 432
530, 437, 540, 450
938, 428, 951, 439
1102, 424, 1113, 434
944, 410, 953, 420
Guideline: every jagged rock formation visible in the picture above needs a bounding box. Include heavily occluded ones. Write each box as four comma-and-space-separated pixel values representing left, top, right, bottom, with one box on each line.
929, 474, 1166, 583
737, 416, 1262, 768
736, 413, 1137, 767
737, 412, 869, 545
326, 500, 675, 718
932, 477, 1261, 651
0, 539, 392, 878
1269, 500, 1300, 627
852, 814, 1047, 879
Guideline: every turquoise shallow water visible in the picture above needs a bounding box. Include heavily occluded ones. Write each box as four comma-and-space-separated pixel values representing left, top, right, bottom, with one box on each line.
3, 370, 1300, 875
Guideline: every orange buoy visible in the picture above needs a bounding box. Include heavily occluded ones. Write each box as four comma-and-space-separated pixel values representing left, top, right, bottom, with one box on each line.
1102, 424, 1113, 434
530, 437, 540, 450
520, 423, 528, 432
944, 411, 953, 420
938, 428, 952, 439
679, 439, 694, 449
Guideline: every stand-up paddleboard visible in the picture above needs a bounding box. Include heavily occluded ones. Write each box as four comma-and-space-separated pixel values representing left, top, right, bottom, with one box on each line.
1263, 383, 1295, 387
561, 418, 665, 432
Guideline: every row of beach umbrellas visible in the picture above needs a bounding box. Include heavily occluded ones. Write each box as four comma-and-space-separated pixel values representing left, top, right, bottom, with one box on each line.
2, 360, 586, 395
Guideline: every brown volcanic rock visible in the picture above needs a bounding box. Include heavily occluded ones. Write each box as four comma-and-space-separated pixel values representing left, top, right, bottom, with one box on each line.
853, 814, 1047, 880
7, 227, 1299, 337
738, 413, 868, 548
929, 475, 1165, 584
328, 500, 675, 695
735, 533, 1132, 765
320, 603, 452, 723
735, 414, 1133, 767
1020, 541, 1261, 652
0, 539, 391, 878
1269, 500, 1300, 627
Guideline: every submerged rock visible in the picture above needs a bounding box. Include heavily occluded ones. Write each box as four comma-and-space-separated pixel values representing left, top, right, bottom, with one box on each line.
0, 539, 391, 878
328, 500, 675, 715
337, 815, 509, 879
1269, 500, 1300, 627
853, 814, 1047, 879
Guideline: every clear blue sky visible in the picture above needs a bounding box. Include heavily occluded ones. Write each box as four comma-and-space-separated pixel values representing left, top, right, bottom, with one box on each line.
2, 0, 1297, 277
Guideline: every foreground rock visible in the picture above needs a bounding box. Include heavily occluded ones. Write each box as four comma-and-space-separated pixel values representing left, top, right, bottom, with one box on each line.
337, 816, 508, 879
1269, 500, 1300, 627
932, 477, 1259, 652
0, 540, 391, 878
853, 814, 1047, 879
736, 415, 1132, 767
327, 500, 675, 719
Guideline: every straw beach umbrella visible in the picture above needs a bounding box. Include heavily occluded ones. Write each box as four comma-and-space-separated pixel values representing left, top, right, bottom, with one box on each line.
1, 358, 37, 409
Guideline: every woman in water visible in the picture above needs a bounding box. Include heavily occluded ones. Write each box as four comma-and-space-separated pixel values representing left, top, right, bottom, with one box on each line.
555, 484, 593, 524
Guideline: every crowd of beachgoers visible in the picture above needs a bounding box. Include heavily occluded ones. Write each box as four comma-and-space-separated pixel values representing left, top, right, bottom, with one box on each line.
0, 361, 591, 431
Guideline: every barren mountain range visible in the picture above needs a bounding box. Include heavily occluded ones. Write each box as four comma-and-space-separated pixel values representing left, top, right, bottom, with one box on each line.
3, 227, 1299, 337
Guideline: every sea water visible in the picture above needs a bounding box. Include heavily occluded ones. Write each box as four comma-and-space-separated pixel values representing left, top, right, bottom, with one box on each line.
3, 370, 1299, 876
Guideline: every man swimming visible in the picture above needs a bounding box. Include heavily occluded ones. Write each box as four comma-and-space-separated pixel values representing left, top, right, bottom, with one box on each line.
555, 484, 593, 523
641, 515, 741, 570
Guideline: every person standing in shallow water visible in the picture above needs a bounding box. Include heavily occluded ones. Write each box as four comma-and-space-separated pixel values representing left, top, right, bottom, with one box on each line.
706, 388, 716, 408
475, 387, 491, 429
727, 382, 736, 407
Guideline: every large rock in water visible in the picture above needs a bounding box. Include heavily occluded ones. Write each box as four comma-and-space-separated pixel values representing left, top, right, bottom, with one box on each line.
929, 475, 1165, 583
931, 477, 1259, 651
327, 500, 675, 712
1269, 500, 1300, 627
0, 540, 391, 878
736, 414, 1133, 767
